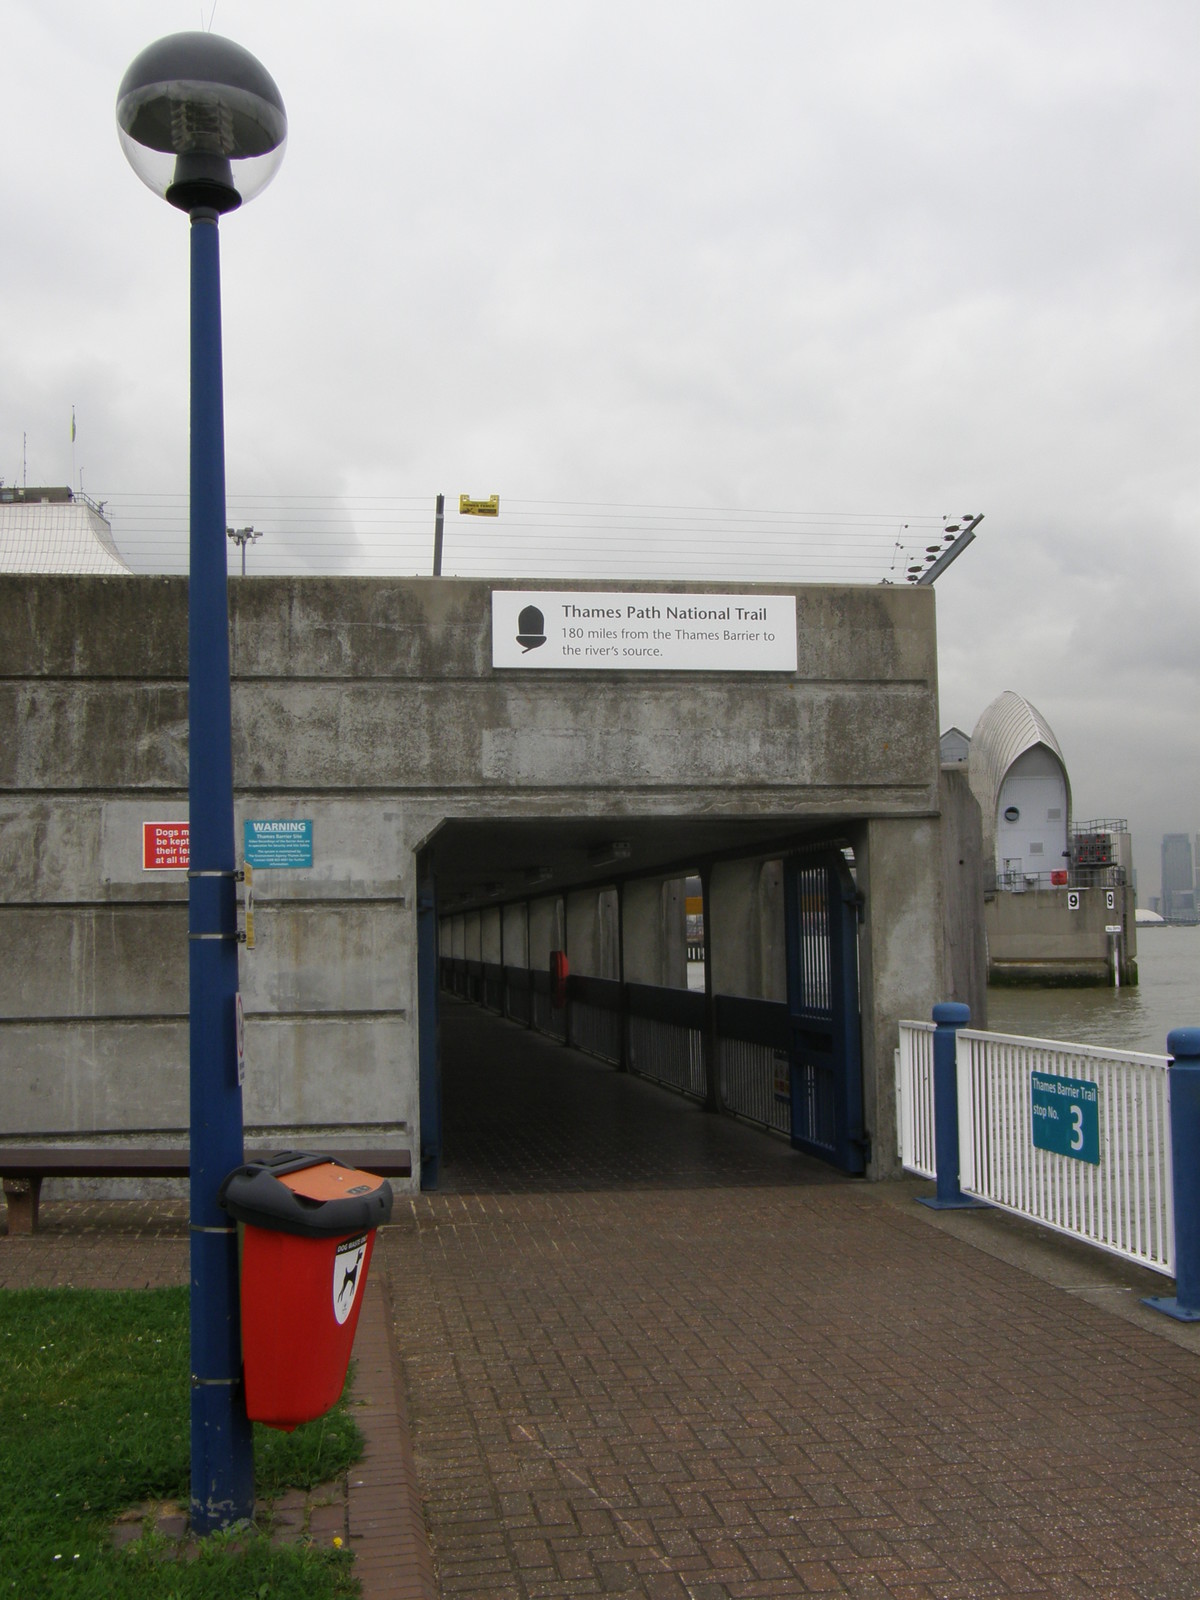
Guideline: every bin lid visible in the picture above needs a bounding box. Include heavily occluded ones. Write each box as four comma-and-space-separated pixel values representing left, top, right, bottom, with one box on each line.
278, 1161, 387, 1203
219, 1151, 394, 1238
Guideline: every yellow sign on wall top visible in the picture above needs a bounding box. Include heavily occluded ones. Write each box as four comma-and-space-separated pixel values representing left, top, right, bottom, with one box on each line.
459, 494, 500, 517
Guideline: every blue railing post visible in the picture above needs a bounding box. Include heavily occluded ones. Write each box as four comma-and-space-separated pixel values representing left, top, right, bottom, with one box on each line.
1144, 1027, 1200, 1322
918, 1001, 986, 1211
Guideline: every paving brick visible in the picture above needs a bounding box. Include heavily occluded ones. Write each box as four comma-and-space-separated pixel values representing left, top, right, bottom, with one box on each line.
12, 1000, 1200, 1599
374, 1000, 1200, 1600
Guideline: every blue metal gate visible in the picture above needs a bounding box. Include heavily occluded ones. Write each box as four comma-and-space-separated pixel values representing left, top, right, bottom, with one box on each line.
784, 850, 867, 1173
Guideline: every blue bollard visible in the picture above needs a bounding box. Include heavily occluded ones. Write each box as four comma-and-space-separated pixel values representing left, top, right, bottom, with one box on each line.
917, 1002, 987, 1211
1143, 1027, 1200, 1322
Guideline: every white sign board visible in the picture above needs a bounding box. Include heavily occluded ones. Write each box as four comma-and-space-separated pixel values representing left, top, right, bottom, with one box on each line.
333, 1234, 368, 1325
491, 590, 798, 671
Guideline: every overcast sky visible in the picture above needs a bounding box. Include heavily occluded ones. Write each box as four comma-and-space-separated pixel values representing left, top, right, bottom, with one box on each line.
4, 1, 1197, 900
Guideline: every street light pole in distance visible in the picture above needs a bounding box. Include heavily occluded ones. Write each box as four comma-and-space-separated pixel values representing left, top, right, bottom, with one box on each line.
117, 32, 287, 1535
227, 524, 262, 576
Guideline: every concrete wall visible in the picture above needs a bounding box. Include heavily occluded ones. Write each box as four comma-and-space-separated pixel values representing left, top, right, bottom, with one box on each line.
758, 862, 787, 1003
851, 816, 947, 1176
620, 880, 661, 986
0, 574, 946, 1189
480, 906, 502, 965
597, 888, 620, 981
939, 767, 988, 1025
986, 882, 1137, 985
565, 889, 602, 976
526, 896, 564, 970
501, 901, 528, 969
708, 858, 785, 1000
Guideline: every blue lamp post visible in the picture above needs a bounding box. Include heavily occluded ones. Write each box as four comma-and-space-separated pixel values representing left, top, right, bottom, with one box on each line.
117, 33, 286, 1534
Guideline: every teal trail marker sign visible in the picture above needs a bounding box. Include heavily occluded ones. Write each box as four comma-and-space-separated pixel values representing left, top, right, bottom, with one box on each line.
1031, 1071, 1100, 1165
243, 819, 313, 869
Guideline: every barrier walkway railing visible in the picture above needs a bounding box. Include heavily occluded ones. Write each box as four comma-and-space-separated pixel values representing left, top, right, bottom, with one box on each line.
896, 1021, 937, 1181
898, 1018, 1172, 1272
957, 1030, 1172, 1272
715, 995, 791, 1135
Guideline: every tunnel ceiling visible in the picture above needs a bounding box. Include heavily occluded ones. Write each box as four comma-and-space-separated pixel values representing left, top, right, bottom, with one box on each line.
424, 814, 849, 912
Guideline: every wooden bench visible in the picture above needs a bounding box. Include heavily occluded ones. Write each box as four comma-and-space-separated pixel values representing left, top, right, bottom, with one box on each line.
0, 1146, 413, 1235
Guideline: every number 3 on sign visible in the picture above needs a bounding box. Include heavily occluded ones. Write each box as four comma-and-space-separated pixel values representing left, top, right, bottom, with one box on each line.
1030, 1071, 1100, 1165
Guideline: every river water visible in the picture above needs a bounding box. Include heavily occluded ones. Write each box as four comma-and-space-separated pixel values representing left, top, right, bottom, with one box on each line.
986, 923, 1200, 1056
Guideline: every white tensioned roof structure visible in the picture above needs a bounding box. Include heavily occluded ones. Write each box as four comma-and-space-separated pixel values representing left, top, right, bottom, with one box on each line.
967, 690, 1071, 860
0, 492, 132, 574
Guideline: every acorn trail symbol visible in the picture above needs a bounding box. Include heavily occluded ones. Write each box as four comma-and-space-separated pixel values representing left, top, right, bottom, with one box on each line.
517, 605, 546, 652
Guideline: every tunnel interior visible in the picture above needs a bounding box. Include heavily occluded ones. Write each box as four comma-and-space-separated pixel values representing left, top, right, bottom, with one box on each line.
420, 813, 866, 1191
423, 813, 848, 915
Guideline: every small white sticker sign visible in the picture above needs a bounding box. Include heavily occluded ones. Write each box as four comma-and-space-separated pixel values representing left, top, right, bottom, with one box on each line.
491, 590, 798, 671
333, 1234, 368, 1326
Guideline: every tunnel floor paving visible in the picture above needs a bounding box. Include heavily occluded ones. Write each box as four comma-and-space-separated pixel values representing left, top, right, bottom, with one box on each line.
381, 999, 1200, 1598
434, 998, 839, 1195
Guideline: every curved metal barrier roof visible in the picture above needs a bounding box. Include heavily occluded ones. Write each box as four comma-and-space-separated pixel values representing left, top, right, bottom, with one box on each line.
967, 690, 1070, 859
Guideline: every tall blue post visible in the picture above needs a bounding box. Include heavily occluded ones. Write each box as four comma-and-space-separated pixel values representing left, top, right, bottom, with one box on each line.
918, 1001, 985, 1210
187, 205, 254, 1530
1144, 1028, 1200, 1323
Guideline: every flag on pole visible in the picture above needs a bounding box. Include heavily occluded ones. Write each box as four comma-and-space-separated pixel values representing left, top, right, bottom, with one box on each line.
70, 408, 76, 443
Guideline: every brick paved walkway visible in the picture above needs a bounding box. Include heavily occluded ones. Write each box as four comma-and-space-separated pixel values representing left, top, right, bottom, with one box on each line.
8, 1001, 1200, 1598
381, 1001, 1200, 1599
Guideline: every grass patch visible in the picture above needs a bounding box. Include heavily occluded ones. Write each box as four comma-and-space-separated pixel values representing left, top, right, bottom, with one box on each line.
0, 1287, 362, 1598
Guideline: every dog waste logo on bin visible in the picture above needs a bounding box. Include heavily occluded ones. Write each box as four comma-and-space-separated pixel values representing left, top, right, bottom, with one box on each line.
333, 1235, 368, 1325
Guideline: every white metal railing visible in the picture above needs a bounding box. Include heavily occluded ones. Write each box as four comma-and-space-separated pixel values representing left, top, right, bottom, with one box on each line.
628, 1016, 706, 1100
958, 1030, 1173, 1273
718, 1038, 790, 1134
897, 1023, 1173, 1275
569, 1001, 622, 1066
896, 1022, 936, 1179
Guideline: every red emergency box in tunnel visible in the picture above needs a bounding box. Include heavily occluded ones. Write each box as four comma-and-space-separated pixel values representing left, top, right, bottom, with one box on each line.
219, 1152, 394, 1431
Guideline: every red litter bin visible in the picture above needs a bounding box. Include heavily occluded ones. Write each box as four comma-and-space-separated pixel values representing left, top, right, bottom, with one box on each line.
219, 1152, 394, 1431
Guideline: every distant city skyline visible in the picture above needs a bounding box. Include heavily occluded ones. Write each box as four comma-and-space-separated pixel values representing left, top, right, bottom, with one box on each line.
1158, 832, 1198, 922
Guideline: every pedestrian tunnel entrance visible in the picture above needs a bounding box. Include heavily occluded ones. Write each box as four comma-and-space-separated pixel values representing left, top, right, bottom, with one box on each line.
431, 996, 854, 1193
426, 818, 868, 1189
2, 573, 948, 1199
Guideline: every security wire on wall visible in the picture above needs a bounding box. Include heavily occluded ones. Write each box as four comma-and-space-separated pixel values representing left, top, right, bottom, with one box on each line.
87, 491, 977, 585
